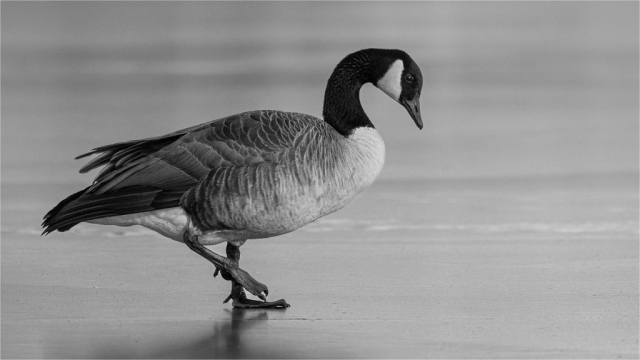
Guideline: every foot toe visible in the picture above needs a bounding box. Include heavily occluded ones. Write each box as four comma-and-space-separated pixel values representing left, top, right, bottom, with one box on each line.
230, 267, 269, 299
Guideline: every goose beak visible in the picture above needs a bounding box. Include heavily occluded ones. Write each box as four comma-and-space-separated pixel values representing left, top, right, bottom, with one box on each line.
402, 95, 423, 130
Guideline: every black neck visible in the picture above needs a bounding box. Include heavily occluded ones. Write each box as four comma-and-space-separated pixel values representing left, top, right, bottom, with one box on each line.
322, 50, 387, 136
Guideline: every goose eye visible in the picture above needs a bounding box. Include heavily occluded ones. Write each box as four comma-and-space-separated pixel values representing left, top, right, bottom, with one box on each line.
404, 73, 414, 83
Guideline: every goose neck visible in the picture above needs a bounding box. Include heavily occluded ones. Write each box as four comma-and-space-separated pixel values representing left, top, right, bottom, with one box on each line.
322, 53, 379, 137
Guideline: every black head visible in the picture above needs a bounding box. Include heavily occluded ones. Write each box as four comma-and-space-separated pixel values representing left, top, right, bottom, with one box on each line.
371, 49, 423, 129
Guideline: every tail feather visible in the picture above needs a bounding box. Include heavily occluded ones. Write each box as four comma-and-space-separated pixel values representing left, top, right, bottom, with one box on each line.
45, 191, 158, 226
42, 186, 182, 235
42, 187, 89, 224
44, 210, 117, 234
42, 115, 226, 235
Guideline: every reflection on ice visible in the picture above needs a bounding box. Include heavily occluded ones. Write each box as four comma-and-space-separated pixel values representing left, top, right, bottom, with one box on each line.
43, 309, 322, 359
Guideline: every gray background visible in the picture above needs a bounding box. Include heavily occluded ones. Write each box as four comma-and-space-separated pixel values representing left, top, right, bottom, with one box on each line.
2, 2, 638, 358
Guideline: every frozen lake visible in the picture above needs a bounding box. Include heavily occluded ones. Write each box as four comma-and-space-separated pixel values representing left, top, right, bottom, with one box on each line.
2, 175, 638, 358
2, 2, 638, 358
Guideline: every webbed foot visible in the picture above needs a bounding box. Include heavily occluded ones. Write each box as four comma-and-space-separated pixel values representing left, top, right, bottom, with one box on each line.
224, 282, 290, 309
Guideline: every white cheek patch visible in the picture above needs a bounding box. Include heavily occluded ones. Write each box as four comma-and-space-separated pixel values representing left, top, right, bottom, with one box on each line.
376, 59, 404, 101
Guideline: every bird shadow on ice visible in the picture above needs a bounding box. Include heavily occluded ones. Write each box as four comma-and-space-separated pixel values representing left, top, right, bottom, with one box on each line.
47, 309, 312, 359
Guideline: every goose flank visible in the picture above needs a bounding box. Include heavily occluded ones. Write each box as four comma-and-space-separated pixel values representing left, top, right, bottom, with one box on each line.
42, 48, 424, 308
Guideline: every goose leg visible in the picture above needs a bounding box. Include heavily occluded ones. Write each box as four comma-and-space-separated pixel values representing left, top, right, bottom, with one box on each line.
222, 242, 289, 309
183, 231, 289, 308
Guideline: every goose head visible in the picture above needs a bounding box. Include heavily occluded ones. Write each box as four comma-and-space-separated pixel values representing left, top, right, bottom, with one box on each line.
323, 49, 424, 136
373, 51, 423, 129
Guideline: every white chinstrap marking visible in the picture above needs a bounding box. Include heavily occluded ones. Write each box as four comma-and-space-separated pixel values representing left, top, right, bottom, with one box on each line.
376, 59, 404, 101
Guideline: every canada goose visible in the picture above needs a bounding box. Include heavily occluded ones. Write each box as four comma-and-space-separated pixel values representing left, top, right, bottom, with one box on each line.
42, 48, 423, 308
